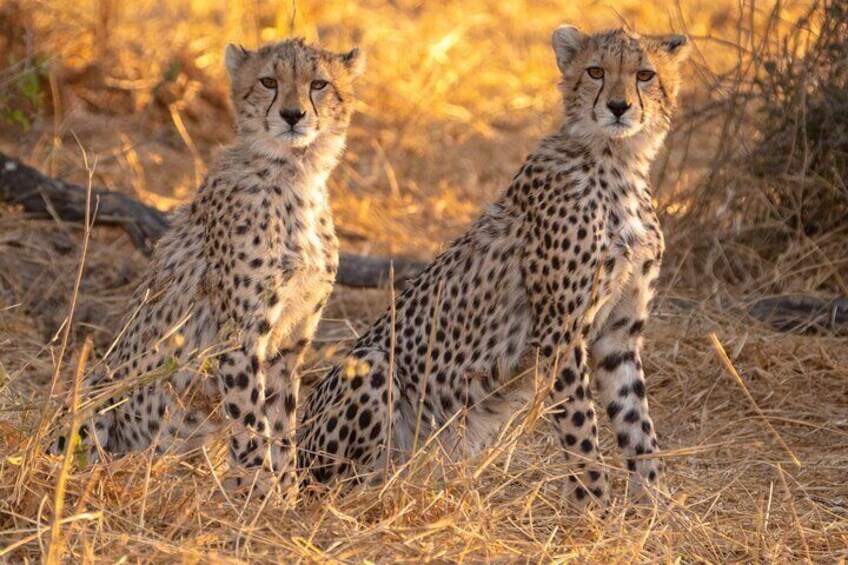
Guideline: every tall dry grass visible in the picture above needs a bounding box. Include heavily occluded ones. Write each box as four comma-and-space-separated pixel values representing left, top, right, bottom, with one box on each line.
1, 0, 846, 562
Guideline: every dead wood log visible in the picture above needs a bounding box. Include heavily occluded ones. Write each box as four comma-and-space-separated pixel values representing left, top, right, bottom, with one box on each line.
0, 151, 169, 254
0, 151, 426, 288
742, 295, 848, 335
664, 295, 848, 336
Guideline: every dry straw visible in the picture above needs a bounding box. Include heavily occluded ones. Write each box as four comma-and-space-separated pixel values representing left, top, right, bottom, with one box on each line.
1, 0, 846, 562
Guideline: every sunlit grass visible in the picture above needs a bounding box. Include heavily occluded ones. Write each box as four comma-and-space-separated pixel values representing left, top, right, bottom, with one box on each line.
2, 0, 844, 562
12, 0, 811, 260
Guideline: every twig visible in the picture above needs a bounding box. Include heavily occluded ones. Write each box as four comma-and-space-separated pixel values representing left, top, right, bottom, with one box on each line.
167, 104, 206, 187
709, 332, 801, 467
46, 335, 92, 564
776, 463, 812, 564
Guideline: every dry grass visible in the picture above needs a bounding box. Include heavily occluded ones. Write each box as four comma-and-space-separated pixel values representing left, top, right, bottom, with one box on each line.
1, 0, 847, 562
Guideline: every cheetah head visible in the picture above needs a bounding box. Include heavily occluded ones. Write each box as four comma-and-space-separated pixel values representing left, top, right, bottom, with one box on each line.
552, 26, 690, 152
225, 38, 365, 156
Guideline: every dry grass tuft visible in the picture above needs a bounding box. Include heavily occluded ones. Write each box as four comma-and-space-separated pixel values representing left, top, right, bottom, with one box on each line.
1, 0, 847, 562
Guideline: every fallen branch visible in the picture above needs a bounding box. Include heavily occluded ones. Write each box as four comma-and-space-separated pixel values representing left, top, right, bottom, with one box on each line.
0, 151, 426, 288
0, 152, 168, 254
744, 295, 848, 335
665, 295, 848, 336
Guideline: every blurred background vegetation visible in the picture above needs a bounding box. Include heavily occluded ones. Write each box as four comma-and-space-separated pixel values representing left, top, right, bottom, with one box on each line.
2, 0, 842, 297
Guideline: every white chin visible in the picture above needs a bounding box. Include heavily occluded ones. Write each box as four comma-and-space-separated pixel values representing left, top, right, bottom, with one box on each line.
278, 131, 315, 148
251, 132, 316, 158
603, 123, 640, 139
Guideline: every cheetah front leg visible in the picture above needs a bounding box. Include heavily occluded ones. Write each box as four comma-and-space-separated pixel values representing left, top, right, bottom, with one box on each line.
50, 370, 115, 464
519, 195, 611, 509
263, 348, 303, 504
216, 340, 278, 496
591, 264, 663, 501
262, 286, 332, 501
212, 271, 333, 501
540, 339, 610, 508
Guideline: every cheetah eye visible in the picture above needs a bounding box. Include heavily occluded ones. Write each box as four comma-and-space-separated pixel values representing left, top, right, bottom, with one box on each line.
259, 77, 277, 89
311, 80, 329, 91
586, 67, 604, 80
636, 70, 656, 82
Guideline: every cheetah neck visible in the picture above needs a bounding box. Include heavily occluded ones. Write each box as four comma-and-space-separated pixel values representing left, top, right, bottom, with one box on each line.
561, 123, 667, 177
234, 130, 347, 196
597, 142, 654, 185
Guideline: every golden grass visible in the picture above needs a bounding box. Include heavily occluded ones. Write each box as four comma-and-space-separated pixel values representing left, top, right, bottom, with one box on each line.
7, 0, 810, 257
2, 233, 847, 561
2, 0, 846, 562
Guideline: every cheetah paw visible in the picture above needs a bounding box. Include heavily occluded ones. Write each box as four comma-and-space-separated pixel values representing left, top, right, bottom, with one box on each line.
222, 467, 297, 504
563, 472, 610, 512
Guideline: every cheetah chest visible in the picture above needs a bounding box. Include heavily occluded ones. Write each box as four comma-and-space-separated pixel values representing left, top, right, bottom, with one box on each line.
590, 193, 663, 326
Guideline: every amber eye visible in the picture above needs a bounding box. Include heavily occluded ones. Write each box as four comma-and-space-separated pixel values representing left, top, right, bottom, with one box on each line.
586, 67, 604, 80
311, 80, 329, 90
259, 77, 277, 89
636, 70, 656, 82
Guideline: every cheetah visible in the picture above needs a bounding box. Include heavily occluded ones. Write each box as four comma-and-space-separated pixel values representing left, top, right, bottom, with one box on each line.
50, 38, 365, 500
300, 26, 690, 507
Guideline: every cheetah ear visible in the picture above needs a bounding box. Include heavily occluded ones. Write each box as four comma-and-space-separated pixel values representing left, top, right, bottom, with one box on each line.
657, 34, 691, 65
552, 25, 585, 74
225, 43, 251, 75
340, 47, 366, 79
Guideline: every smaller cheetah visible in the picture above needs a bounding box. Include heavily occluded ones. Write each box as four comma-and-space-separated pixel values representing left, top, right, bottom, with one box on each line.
300, 26, 690, 508
51, 38, 364, 500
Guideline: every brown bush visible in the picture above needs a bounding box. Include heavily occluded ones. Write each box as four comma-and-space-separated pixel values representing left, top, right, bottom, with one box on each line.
672, 1, 848, 294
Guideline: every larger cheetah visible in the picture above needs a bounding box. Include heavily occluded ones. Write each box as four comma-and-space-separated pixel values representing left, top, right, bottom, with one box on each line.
51, 38, 364, 500
300, 26, 690, 507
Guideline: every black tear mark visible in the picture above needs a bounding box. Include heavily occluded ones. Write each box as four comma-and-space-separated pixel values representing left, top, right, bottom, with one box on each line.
331, 82, 345, 104
657, 78, 669, 101
265, 87, 278, 118
591, 77, 605, 122
308, 90, 321, 131
635, 79, 645, 124
309, 90, 320, 117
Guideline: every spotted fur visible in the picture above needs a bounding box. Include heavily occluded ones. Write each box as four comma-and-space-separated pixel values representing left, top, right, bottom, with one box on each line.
300, 27, 690, 507
50, 38, 364, 501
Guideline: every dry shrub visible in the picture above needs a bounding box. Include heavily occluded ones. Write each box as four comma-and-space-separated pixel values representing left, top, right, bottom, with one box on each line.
672, 1, 848, 295
753, 0, 848, 191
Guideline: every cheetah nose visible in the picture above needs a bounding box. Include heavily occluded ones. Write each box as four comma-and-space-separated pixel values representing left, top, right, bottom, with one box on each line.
607, 100, 631, 119
280, 107, 306, 127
